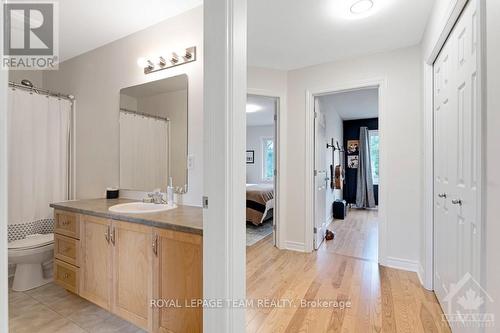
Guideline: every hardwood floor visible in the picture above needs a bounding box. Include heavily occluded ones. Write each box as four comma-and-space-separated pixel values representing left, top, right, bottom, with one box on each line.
326, 208, 378, 261
246, 209, 450, 333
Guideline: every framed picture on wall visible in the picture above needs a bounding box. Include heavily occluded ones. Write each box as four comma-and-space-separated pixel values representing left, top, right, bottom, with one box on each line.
347, 155, 359, 169
347, 140, 359, 154
246, 150, 255, 164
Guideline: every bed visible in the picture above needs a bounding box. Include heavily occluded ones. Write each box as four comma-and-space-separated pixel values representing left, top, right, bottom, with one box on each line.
246, 184, 274, 225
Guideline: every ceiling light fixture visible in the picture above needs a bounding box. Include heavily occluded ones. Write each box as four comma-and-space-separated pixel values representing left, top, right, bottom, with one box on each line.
246, 104, 262, 113
350, 0, 374, 14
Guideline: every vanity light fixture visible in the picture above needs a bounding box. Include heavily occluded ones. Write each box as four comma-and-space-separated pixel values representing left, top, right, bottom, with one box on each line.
140, 46, 197, 74
350, 0, 374, 14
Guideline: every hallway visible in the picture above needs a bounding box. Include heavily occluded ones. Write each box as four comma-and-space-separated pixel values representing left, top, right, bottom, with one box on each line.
246, 209, 450, 332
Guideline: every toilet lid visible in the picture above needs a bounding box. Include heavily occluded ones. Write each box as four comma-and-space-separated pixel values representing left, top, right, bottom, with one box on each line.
8, 233, 54, 250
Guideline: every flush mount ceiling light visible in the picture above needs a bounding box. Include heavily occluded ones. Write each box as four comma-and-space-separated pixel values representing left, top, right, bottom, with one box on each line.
350, 0, 374, 14
330, 0, 386, 20
246, 104, 262, 113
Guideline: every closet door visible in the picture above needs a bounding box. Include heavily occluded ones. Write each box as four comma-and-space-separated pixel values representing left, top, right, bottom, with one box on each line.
433, 0, 481, 322
433, 38, 453, 302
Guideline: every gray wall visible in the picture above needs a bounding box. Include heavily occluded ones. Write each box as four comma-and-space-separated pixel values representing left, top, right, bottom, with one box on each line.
43, 6, 203, 206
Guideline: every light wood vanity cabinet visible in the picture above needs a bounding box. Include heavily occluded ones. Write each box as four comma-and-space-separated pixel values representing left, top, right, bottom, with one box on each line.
79, 215, 113, 310
153, 228, 203, 333
112, 221, 153, 331
53, 209, 203, 333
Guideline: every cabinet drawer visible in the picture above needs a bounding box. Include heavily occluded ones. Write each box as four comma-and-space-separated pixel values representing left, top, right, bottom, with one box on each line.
54, 259, 79, 294
54, 210, 80, 239
55, 234, 80, 267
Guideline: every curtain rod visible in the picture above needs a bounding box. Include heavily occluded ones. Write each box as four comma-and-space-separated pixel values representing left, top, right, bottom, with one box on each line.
119, 108, 170, 122
8, 80, 75, 101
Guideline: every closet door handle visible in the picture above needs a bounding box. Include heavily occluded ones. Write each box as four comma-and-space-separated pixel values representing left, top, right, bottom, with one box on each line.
438, 193, 447, 198
451, 199, 462, 206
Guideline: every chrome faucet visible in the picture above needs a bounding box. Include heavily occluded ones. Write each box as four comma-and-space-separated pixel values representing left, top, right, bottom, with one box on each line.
146, 191, 165, 204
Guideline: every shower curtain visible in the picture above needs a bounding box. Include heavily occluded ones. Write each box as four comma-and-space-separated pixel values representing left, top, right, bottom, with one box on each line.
356, 127, 376, 208
119, 112, 168, 191
7, 88, 71, 227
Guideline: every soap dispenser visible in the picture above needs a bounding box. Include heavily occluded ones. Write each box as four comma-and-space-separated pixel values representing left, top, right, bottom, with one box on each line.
167, 177, 174, 205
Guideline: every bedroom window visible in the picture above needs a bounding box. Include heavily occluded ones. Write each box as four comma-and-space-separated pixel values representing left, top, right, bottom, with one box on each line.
369, 130, 379, 185
262, 137, 274, 182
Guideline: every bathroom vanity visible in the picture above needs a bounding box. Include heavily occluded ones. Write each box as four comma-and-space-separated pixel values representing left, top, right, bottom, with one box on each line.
50, 198, 203, 333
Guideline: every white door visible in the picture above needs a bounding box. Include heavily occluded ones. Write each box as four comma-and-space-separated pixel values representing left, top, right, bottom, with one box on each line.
314, 99, 328, 250
433, 0, 481, 328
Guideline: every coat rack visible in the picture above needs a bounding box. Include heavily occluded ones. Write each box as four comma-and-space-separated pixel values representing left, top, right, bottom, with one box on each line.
326, 138, 345, 190
326, 138, 344, 153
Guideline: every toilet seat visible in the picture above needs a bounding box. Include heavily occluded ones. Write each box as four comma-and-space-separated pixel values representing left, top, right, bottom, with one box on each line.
8, 233, 54, 251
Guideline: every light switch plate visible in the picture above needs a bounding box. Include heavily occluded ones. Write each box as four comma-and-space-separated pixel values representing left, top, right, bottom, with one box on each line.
187, 154, 195, 170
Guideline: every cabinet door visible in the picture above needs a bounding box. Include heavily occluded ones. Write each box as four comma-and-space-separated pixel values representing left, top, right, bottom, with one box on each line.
112, 220, 153, 331
153, 228, 202, 333
79, 215, 112, 310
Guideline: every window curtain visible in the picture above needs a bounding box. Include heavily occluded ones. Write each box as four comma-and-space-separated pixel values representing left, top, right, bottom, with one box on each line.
356, 127, 375, 208
7, 89, 71, 225
119, 112, 168, 191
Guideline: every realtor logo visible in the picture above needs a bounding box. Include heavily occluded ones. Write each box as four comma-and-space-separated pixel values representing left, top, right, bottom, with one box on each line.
2, 1, 59, 70
442, 272, 495, 328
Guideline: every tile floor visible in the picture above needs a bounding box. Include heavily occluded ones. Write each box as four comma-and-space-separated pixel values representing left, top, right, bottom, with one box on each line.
9, 281, 146, 333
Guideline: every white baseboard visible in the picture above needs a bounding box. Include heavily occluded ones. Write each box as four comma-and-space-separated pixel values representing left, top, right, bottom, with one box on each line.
284, 241, 307, 252
383, 256, 420, 273
417, 262, 425, 286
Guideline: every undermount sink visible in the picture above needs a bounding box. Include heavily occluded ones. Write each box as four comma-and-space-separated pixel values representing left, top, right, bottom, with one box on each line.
108, 202, 177, 214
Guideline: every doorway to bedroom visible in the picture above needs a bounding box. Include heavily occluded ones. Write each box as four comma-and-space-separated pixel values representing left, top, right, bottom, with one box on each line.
246, 94, 278, 247
312, 86, 380, 263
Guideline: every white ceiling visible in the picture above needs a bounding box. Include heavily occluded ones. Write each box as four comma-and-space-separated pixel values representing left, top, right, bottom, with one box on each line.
248, 0, 435, 70
318, 88, 379, 120
246, 95, 276, 126
58, 0, 202, 62
54, 0, 434, 71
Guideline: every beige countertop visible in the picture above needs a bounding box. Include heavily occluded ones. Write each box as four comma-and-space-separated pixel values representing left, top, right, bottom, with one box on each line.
50, 198, 203, 235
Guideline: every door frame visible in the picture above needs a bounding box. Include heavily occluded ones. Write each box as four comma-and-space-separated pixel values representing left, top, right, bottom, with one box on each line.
304, 78, 386, 260
422, 0, 485, 291
247, 89, 285, 249
0, 26, 8, 330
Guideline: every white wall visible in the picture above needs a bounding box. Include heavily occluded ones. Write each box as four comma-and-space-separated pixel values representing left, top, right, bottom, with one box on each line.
285, 46, 422, 265
246, 125, 274, 184
247, 66, 288, 248
43, 6, 203, 206
421, 0, 460, 59
485, 0, 500, 328
317, 97, 344, 220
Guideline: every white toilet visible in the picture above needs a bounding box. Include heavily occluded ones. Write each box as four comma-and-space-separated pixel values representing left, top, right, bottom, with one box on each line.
8, 233, 54, 291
